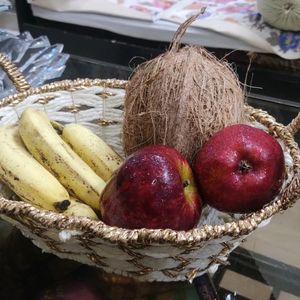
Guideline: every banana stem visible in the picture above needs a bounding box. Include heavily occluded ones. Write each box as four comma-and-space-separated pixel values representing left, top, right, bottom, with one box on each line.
54, 199, 71, 212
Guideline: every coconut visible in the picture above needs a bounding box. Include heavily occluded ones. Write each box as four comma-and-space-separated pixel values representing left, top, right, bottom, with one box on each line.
123, 12, 245, 163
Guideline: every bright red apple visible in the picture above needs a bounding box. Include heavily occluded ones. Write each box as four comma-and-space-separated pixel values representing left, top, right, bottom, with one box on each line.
194, 124, 285, 213
100, 145, 202, 230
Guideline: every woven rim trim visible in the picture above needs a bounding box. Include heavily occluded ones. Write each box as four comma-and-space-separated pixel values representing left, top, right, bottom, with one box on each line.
0, 78, 300, 247
0, 53, 31, 92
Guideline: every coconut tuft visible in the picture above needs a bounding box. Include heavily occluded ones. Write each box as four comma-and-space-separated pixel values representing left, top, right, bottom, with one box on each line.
123, 12, 245, 163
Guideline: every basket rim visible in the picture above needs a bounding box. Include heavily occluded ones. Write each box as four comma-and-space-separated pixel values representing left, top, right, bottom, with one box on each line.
0, 78, 300, 247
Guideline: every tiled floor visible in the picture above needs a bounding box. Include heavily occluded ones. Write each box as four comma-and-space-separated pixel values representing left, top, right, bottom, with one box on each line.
219, 269, 300, 300
242, 200, 300, 268
220, 270, 273, 300
278, 292, 300, 300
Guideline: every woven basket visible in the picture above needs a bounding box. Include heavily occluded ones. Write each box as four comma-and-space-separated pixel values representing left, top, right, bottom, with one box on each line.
0, 54, 300, 282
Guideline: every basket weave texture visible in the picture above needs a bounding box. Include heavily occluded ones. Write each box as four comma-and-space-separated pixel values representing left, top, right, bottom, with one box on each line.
0, 54, 300, 282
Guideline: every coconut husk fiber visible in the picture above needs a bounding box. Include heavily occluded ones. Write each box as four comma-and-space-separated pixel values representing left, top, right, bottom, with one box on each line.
123, 11, 245, 163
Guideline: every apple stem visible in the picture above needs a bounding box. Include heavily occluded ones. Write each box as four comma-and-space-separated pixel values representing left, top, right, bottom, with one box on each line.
183, 179, 190, 188
238, 160, 252, 173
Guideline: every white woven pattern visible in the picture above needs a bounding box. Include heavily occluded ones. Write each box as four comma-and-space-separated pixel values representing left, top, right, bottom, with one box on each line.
0, 86, 125, 156
0, 213, 246, 281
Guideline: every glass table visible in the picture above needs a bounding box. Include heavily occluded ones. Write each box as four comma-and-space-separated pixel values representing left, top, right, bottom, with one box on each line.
0, 54, 299, 300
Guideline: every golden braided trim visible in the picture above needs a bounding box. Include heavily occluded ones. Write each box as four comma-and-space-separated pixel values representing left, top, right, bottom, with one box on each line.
286, 112, 300, 136
0, 53, 31, 92
0, 78, 127, 108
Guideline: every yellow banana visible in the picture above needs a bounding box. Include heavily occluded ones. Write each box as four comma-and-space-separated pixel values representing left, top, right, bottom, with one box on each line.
64, 198, 99, 220
18, 108, 105, 211
0, 124, 71, 212
61, 123, 123, 181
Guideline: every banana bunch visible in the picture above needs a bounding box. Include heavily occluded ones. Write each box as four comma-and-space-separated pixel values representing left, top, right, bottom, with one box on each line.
0, 124, 98, 220
0, 107, 121, 220
18, 108, 106, 211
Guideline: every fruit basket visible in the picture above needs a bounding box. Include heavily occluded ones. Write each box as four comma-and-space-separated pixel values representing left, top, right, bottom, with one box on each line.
0, 53, 300, 282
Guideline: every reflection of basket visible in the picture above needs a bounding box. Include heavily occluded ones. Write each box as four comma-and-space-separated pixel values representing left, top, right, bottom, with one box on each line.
0, 53, 300, 282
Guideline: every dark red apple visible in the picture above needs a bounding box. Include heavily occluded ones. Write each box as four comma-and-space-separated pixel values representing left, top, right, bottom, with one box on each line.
194, 124, 285, 213
100, 145, 202, 230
